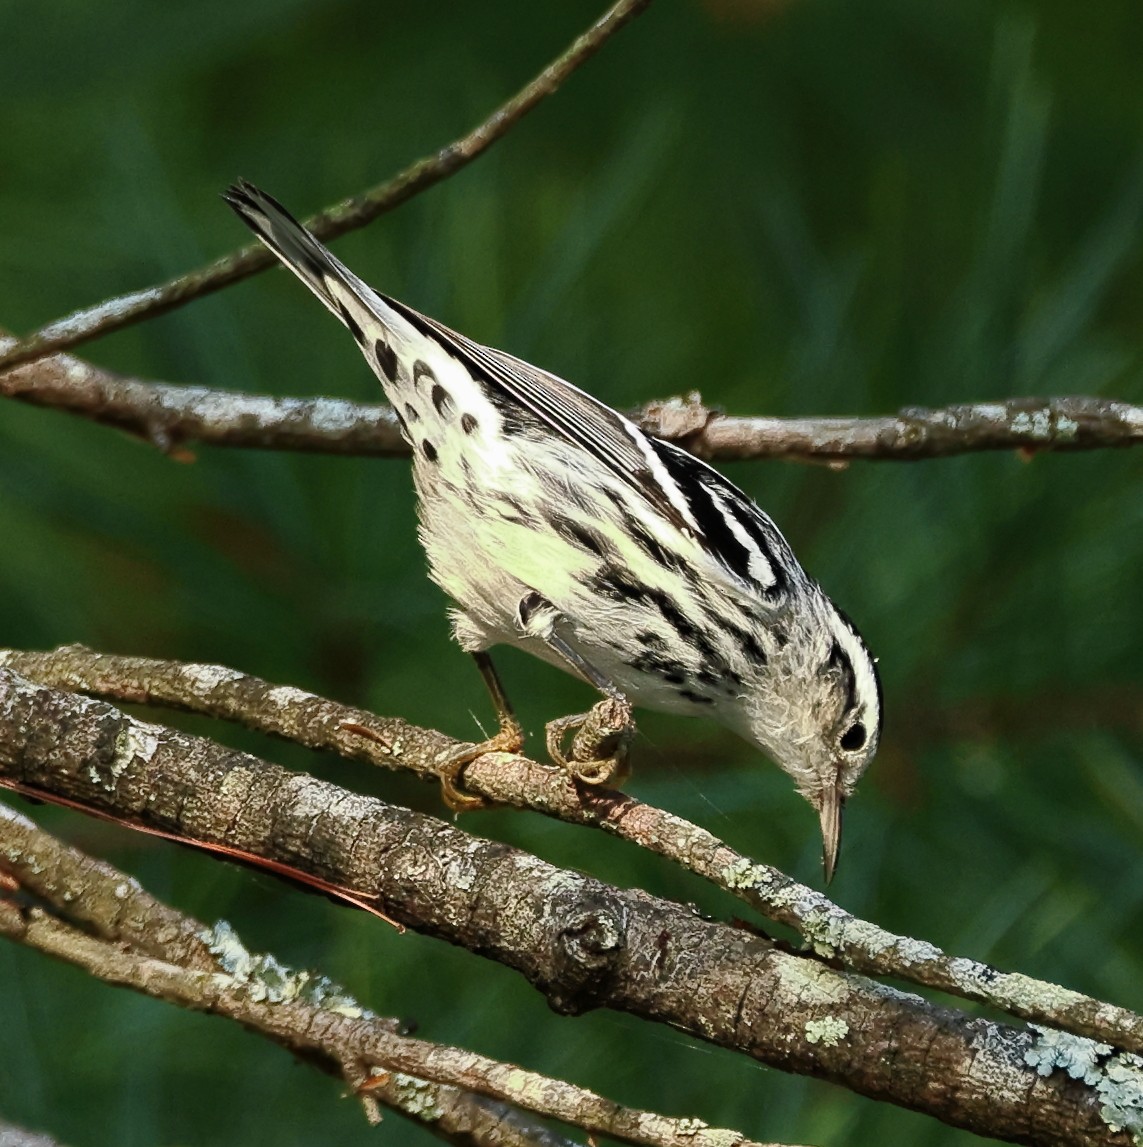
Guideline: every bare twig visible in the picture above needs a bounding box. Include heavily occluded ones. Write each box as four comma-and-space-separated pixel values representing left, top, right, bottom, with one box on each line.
3, 644, 1142, 1066
0, 0, 653, 375
5, 343, 1139, 460
638, 392, 1143, 461
6, 915, 781, 1147
0, 337, 406, 456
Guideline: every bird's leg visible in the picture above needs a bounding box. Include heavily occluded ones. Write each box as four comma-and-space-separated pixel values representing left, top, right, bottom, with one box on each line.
434, 650, 526, 812
516, 595, 635, 787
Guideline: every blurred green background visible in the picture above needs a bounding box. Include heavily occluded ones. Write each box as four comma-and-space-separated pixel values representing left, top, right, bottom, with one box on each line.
1, 1, 1141, 1143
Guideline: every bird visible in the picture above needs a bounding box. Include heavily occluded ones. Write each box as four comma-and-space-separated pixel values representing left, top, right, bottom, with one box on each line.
224, 179, 882, 881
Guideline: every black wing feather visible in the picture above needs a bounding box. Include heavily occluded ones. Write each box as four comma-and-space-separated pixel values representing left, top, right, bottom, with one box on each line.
382, 296, 696, 535
384, 294, 800, 595
225, 179, 796, 595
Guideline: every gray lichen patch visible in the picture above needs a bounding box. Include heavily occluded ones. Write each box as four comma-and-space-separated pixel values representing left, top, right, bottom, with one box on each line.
800, 906, 939, 968
95, 721, 162, 789
388, 1072, 444, 1121
203, 919, 366, 1016
1025, 1024, 1143, 1142
306, 396, 375, 433
1010, 408, 1079, 441
181, 662, 245, 692
117, 722, 160, 765
266, 684, 316, 708
38, 285, 166, 339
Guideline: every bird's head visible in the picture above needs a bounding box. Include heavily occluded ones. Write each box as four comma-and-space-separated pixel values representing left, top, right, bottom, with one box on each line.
729, 596, 882, 883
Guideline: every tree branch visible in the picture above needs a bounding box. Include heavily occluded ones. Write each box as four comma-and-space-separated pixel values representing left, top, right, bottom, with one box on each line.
2, 643, 1140, 1063
0, 337, 406, 456
639, 393, 1143, 461
0, 802, 787, 1147
1, 665, 1139, 1145
0, 0, 653, 375
5, 342, 1139, 462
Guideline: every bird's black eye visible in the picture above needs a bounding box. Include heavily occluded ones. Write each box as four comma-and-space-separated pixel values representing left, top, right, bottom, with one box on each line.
840, 723, 866, 752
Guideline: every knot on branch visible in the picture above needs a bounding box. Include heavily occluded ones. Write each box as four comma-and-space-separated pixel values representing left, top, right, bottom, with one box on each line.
542, 884, 628, 1016
635, 392, 714, 448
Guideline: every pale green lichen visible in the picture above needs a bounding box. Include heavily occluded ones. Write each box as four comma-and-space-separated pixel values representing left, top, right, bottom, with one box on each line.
804, 1017, 850, 1047
721, 858, 781, 891
721, 858, 761, 890
801, 909, 947, 968
773, 957, 858, 1008
202, 920, 366, 1016
1025, 1025, 1143, 1142
974, 968, 1088, 1015
799, 907, 848, 959
1024, 1024, 1112, 1084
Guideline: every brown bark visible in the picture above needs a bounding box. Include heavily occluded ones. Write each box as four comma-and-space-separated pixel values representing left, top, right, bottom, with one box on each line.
4, 644, 1139, 1061
4, 344, 1139, 462
0, 667, 1134, 1147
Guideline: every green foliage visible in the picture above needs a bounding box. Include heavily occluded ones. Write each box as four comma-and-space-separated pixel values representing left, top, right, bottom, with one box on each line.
1, 1, 1141, 1143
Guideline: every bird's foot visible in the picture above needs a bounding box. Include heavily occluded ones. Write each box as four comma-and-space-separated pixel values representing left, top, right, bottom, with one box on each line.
545, 696, 634, 787
435, 713, 526, 812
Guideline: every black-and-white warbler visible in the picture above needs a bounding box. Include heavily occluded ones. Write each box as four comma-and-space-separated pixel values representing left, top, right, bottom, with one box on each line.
225, 181, 882, 881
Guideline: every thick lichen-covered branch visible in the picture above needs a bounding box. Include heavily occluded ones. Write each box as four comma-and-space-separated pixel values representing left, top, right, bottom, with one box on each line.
0, 664, 1136, 1146
1, 801, 775, 1147
3, 643, 1140, 1063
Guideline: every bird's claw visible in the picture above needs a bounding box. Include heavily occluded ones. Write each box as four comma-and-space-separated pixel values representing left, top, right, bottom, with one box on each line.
436, 714, 525, 811
545, 696, 634, 787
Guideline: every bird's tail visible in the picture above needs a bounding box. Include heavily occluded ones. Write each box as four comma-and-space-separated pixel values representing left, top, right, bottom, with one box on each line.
223, 179, 391, 348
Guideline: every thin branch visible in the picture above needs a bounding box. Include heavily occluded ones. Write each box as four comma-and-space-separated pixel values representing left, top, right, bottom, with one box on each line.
3, 644, 1140, 1062
0, 0, 653, 375
640, 392, 1143, 461
4, 912, 781, 1147
1, 664, 1139, 1147
1, 801, 776, 1147
0, 336, 406, 456
4, 342, 1139, 460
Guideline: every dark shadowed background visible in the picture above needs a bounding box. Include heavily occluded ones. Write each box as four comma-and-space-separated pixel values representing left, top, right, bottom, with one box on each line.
1, 1, 1141, 1143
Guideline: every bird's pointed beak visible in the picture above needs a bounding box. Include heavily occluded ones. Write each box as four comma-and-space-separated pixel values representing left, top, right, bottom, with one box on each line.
819, 784, 845, 885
